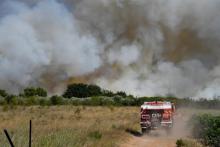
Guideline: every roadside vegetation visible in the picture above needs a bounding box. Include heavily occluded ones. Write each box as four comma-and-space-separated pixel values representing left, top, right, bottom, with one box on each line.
190, 114, 220, 147
176, 113, 220, 147
0, 83, 220, 109
176, 139, 203, 147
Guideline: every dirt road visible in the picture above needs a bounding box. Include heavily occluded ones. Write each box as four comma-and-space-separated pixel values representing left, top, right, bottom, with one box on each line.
121, 131, 177, 147
121, 109, 190, 147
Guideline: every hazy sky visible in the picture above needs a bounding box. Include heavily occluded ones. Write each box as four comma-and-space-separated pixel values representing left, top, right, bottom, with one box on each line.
0, 0, 220, 99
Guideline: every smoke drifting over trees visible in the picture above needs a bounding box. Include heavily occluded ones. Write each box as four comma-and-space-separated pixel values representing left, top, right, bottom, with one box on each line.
1, 0, 220, 99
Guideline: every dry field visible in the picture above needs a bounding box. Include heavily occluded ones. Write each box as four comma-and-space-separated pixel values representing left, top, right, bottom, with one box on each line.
0, 106, 219, 147
0, 106, 140, 147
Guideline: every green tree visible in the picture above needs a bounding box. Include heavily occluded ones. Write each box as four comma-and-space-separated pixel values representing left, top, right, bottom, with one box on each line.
5, 95, 16, 104
0, 89, 8, 97
63, 83, 102, 98
23, 87, 36, 97
36, 88, 47, 97
22, 87, 47, 97
102, 90, 115, 97
88, 85, 102, 96
116, 91, 127, 97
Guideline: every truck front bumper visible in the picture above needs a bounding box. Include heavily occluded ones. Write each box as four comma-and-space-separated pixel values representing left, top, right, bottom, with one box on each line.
140, 121, 173, 128
161, 121, 173, 127
140, 121, 151, 128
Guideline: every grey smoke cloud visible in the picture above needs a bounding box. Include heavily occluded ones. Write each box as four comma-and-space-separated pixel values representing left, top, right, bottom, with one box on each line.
0, 0, 220, 99
0, 0, 102, 93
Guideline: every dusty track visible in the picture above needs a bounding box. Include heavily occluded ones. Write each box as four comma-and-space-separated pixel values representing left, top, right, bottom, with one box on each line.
121, 109, 191, 147
121, 131, 177, 147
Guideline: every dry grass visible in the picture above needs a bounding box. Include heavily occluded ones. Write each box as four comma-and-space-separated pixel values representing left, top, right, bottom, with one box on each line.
0, 106, 140, 147
0, 106, 219, 147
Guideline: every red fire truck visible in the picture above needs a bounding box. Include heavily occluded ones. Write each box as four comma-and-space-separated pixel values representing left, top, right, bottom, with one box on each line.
140, 101, 175, 134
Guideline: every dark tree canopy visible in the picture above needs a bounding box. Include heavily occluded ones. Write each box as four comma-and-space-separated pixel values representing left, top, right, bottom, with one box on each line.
63, 83, 102, 98
116, 91, 127, 97
0, 89, 8, 97
22, 87, 47, 97
50, 95, 63, 105
36, 87, 47, 97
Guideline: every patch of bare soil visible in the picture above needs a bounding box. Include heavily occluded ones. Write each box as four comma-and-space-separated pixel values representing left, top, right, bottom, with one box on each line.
121, 133, 177, 147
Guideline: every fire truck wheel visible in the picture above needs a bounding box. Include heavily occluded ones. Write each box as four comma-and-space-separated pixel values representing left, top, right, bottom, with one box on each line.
142, 128, 150, 134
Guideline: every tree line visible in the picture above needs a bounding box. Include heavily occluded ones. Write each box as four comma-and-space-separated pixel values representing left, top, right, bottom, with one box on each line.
0, 83, 220, 108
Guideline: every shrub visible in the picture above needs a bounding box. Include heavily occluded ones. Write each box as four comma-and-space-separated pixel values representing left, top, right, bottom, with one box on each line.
176, 139, 202, 147
121, 98, 136, 106
50, 95, 63, 105
5, 95, 16, 104
25, 96, 38, 105
0, 97, 6, 105
70, 99, 81, 105
39, 98, 50, 106
191, 114, 220, 147
88, 131, 102, 140
23, 87, 36, 97
102, 90, 115, 97
0, 89, 8, 97
35, 88, 47, 97
22, 87, 47, 97
102, 98, 114, 106
176, 139, 185, 147
90, 96, 103, 105
113, 96, 122, 106
116, 91, 127, 97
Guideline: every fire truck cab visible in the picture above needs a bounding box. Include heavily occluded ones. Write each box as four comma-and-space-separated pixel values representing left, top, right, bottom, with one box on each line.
140, 101, 175, 134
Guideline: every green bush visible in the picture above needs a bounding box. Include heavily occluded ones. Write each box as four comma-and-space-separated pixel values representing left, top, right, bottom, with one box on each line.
120, 98, 136, 106
191, 114, 220, 147
23, 87, 36, 97
113, 96, 122, 106
176, 139, 185, 147
50, 95, 63, 105
102, 90, 115, 97
39, 98, 50, 106
176, 139, 202, 147
90, 96, 103, 105
102, 98, 114, 106
69, 99, 81, 105
5, 95, 16, 104
25, 96, 38, 105
20, 87, 47, 97
22, 87, 47, 97
0, 97, 6, 105
0, 89, 8, 97
63, 83, 102, 98
88, 131, 102, 140
116, 91, 127, 97
35, 88, 47, 97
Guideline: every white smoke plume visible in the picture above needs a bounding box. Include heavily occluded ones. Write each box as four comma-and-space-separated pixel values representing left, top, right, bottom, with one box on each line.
0, 0, 102, 93
0, 0, 220, 99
